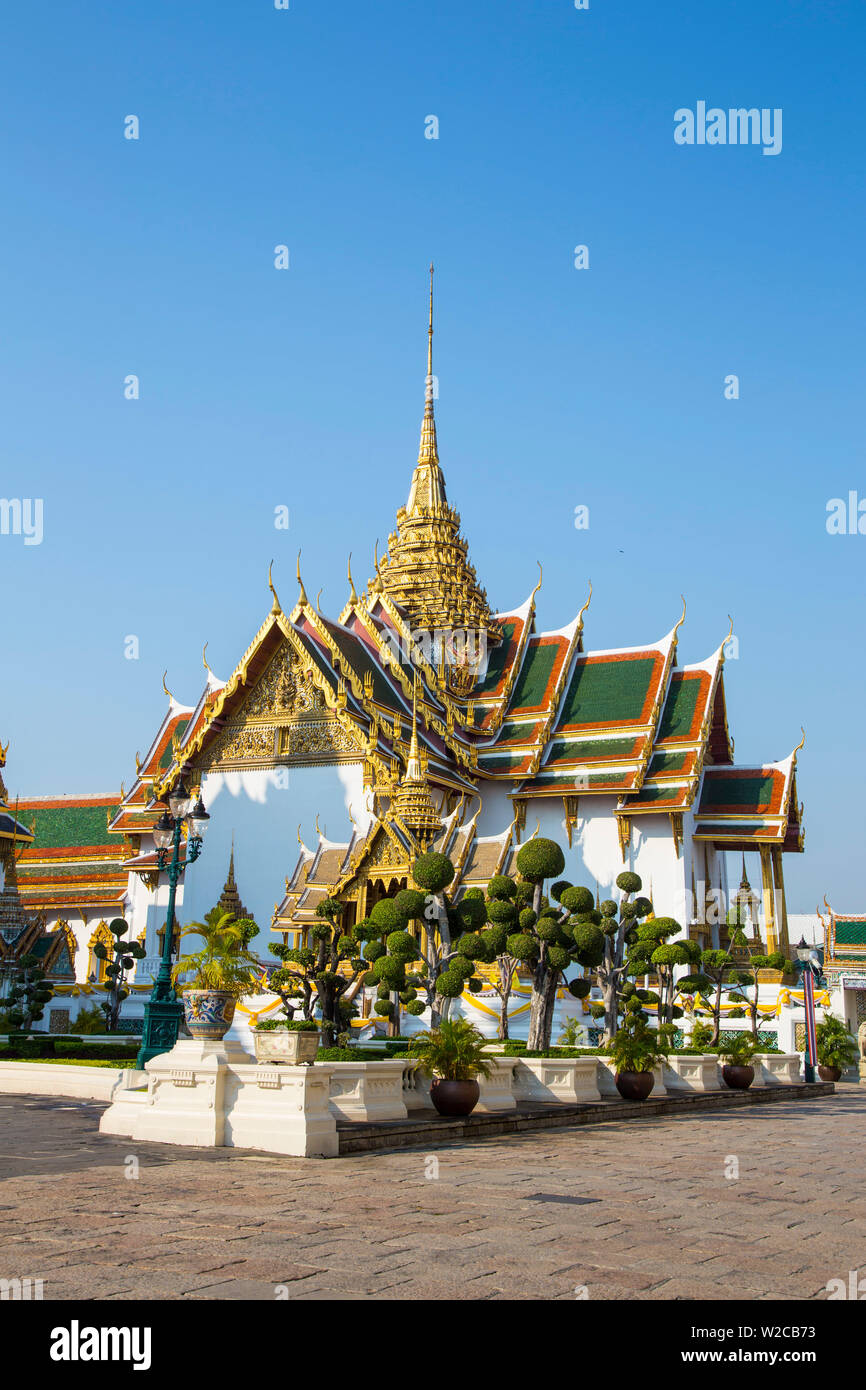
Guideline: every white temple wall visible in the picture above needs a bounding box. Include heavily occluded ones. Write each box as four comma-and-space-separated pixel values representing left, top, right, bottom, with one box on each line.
629, 817, 690, 928
179, 763, 370, 950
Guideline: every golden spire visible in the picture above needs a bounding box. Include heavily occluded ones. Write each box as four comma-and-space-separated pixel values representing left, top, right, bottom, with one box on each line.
390, 677, 441, 845
406, 263, 446, 515
371, 267, 497, 646
347, 552, 357, 603
406, 678, 422, 780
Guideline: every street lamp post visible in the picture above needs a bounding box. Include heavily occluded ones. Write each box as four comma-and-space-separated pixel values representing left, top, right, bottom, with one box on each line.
136, 783, 210, 1069
796, 935, 820, 1084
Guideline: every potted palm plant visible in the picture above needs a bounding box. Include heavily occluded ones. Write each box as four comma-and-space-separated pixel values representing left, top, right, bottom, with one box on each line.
171, 911, 260, 1041
815, 1013, 858, 1082
719, 1031, 758, 1089
253, 1014, 321, 1064
606, 1018, 667, 1100
408, 1018, 493, 1116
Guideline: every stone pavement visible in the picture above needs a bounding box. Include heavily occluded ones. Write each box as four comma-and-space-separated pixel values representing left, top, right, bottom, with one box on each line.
0, 1087, 863, 1301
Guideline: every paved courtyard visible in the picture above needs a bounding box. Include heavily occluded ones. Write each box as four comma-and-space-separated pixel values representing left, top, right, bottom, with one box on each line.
1, 1087, 863, 1300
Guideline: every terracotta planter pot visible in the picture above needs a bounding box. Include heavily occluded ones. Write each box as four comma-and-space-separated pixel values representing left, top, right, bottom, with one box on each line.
430, 1078, 480, 1116
818, 1064, 842, 1083
722, 1063, 754, 1090
182, 990, 236, 1042
614, 1071, 654, 1101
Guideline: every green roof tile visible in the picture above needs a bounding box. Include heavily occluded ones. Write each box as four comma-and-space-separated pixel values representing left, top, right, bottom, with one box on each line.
835, 920, 866, 946
658, 676, 701, 740
475, 620, 519, 696
559, 656, 657, 728
23, 805, 120, 850
510, 643, 557, 711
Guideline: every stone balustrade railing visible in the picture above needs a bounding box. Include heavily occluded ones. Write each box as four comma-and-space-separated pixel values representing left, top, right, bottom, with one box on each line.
92, 1046, 805, 1159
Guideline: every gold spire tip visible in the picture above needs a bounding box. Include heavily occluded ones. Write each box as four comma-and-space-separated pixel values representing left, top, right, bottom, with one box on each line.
530, 561, 543, 603
577, 579, 593, 627
296, 550, 308, 604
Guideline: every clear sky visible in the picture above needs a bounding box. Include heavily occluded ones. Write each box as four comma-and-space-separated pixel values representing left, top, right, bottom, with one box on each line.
1, 1, 863, 910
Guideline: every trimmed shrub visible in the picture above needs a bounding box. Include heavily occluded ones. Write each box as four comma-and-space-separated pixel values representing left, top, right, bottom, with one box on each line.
516, 838, 565, 884
412, 852, 455, 893
506, 932, 537, 962
393, 888, 427, 921
369, 899, 406, 933
386, 930, 420, 962
559, 885, 594, 915
615, 871, 642, 894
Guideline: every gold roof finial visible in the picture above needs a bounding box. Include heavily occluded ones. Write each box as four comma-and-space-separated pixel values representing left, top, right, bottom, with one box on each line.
162, 670, 173, 702
726, 613, 734, 643
672, 595, 687, 644
268, 559, 282, 614
794, 726, 806, 755
296, 550, 308, 606
530, 561, 543, 605
347, 552, 357, 602
577, 578, 593, 627
316, 588, 324, 614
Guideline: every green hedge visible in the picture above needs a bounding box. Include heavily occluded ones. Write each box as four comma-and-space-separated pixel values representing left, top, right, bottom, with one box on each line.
0, 1056, 140, 1069
0, 1043, 140, 1062
315, 1047, 389, 1062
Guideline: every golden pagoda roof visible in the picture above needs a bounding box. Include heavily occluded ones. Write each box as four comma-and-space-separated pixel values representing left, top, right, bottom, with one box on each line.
369, 266, 499, 646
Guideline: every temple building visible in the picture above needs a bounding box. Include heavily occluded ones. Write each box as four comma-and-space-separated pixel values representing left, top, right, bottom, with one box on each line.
10, 273, 807, 1037
819, 901, 866, 1038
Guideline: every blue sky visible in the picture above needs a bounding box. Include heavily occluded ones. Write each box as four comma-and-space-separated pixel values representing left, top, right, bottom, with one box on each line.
1, 0, 863, 909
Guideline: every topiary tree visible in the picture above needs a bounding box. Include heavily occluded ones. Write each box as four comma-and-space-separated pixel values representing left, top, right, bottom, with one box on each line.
625, 916, 700, 1028
477, 877, 521, 1040
92, 917, 147, 1032
594, 872, 655, 1043
677, 948, 742, 1046
4, 954, 55, 1032
367, 894, 427, 1036
267, 896, 368, 1046
726, 927, 787, 1039
512, 838, 598, 1051
368, 860, 508, 1032
409, 852, 466, 1027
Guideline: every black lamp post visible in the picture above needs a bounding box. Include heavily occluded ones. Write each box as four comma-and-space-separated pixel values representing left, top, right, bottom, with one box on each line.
795, 935, 820, 1084
136, 783, 210, 1068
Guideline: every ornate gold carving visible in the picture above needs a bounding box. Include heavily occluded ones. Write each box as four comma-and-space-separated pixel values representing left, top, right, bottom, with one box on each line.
245, 648, 325, 720
278, 719, 362, 761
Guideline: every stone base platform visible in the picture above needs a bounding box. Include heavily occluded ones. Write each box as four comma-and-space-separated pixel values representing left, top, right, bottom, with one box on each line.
336, 1081, 835, 1155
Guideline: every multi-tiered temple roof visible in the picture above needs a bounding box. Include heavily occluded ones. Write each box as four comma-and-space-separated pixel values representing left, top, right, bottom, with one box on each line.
16, 273, 806, 942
